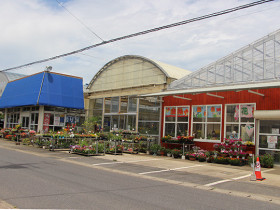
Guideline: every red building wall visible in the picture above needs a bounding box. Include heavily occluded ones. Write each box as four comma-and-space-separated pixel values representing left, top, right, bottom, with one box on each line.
161, 87, 280, 150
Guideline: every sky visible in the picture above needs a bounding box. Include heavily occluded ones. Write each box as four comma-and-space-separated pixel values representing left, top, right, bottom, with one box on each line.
1, 0, 280, 84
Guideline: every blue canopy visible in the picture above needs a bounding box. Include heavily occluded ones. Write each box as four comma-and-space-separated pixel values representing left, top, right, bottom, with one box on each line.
0, 72, 84, 109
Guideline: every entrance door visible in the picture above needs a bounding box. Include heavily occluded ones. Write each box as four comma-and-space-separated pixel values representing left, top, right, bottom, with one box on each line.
22, 117, 30, 129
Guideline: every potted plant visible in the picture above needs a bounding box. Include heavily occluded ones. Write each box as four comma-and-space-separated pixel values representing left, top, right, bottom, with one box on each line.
159, 146, 166, 156
239, 151, 247, 159
189, 153, 196, 161
171, 149, 181, 158
150, 144, 161, 156
197, 153, 206, 162
166, 148, 172, 157
229, 158, 242, 166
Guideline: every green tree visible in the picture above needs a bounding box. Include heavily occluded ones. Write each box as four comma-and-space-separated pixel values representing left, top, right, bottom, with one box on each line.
82, 116, 101, 133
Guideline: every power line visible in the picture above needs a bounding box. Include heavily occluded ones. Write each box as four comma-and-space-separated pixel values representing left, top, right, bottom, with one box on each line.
1, 0, 274, 72
55, 0, 104, 42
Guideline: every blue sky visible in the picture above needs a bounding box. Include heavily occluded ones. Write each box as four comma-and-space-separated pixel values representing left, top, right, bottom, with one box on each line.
1, 0, 280, 84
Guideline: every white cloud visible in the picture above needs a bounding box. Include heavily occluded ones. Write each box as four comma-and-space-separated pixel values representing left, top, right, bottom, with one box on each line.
1, 0, 280, 83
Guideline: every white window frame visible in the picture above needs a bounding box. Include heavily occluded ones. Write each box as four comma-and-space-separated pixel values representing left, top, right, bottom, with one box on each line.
224, 103, 256, 143
164, 106, 190, 137
191, 104, 222, 143
258, 120, 280, 152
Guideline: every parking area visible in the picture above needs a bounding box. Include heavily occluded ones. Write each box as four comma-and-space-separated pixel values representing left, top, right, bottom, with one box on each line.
1, 139, 280, 204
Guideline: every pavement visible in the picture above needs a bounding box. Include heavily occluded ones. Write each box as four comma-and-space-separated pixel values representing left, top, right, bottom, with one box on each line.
1, 139, 280, 209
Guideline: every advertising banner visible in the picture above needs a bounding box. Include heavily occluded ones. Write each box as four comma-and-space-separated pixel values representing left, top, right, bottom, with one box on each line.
207, 105, 221, 118
165, 107, 176, 117
193, 106, 206, 118
43, 113, 51, 133
177, 107, 189, 117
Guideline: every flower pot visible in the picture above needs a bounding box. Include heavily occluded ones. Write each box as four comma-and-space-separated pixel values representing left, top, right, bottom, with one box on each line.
189, 157, 196, 161
167, 153, 171, 157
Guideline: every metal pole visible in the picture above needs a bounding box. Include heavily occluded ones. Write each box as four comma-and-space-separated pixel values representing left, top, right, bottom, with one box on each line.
250, 154, 256, 181
103, 139, 106, 155
37, 71, 47, 105
96, 140, 98, 155
115, 140, 117, 155
182, 143, 185, 159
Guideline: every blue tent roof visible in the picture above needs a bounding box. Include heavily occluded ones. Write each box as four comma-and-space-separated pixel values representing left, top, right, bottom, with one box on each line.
0, 72, 84, 109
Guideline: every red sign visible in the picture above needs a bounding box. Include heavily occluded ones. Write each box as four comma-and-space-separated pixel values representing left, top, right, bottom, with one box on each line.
43, 113, 51, 133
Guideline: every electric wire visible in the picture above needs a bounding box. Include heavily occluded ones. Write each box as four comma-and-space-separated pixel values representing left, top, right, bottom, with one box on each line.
55, 0, 104, 42
1, 0, 274, 72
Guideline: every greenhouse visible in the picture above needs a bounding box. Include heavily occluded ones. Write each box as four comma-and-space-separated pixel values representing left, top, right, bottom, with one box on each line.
84, 55, 191, 140
142, 29, 280, 163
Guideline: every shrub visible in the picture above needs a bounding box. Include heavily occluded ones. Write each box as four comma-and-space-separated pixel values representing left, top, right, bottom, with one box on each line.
260, 154, 274, 168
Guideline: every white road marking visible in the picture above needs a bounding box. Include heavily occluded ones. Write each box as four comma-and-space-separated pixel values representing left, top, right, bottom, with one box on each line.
139, 165, 203, 175
204, 169, 275, 187
204, 179, 231, 187
92, 158, 160, 166
232, 174, 251, 180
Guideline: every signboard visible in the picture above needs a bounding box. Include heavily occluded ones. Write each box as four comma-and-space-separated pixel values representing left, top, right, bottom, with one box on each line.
54, 115, 60, 126
177, 107, 189, 117
207, 105, 221, 118
241, 105, 254, 118
43, 113, 51, 133
193, 106, 206, 118
267, 136, 277, 149
60, 115, 65, 126
66, 116, 75, 124
165, 107, 176, 117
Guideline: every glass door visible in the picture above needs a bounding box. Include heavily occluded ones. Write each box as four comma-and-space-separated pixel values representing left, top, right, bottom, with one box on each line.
22, 117, 30, 129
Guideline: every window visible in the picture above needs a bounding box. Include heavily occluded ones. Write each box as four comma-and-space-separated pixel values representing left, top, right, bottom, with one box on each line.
128, 97, 137, 112
30, 113, 39, 131
164, 106, 189, 137
120, 97, 128, 113
192, 105, 222, 141
225, 103, 255, 142
111, 97, 119, 113
92, 98, 103, 120
259, 120, 280, 164
6, 112, 20, 128
138, 98, 160, 136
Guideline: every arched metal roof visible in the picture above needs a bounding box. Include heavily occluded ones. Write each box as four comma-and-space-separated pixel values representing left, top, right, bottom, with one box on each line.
87, 55, 191, 90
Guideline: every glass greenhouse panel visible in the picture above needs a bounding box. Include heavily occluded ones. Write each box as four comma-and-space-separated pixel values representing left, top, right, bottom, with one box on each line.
169, 29, 280, 90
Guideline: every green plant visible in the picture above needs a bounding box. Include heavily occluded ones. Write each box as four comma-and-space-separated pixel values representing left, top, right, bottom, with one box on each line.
160, 146, 166, 152
229, 158, 242, 166
260, 154, 274, 168
171, 149, 181, 158
165, 148, 172, 154
82, 116, 101, 133
197, 153, 207, 162
150, 144, 161, 155
22, 138, 31, 145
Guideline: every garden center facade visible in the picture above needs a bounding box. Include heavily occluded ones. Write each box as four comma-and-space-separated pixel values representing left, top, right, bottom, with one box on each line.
0, 71, 85, 133
142, 29, 280, 163
84, 55, 191, 139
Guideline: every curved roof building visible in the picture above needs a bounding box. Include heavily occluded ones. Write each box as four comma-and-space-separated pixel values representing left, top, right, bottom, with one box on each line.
86, 55, 191, 98
85, 55, 191, 138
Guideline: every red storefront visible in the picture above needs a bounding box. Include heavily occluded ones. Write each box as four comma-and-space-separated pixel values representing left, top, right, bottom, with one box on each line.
145, 81, 278, 164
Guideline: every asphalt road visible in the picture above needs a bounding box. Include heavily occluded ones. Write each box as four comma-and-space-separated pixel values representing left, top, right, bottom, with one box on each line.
0, 147, 279, 209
